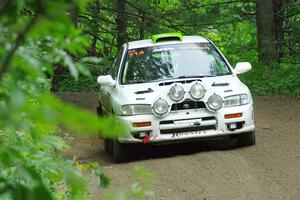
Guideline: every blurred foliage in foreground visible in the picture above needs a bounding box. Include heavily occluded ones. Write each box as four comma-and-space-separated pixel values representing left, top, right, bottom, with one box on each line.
104, 166, 156, 200
0, 1, 126, 199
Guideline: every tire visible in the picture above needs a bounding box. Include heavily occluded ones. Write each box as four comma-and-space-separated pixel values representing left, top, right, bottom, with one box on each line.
236, 131, 256, 147
96, 104, 103, 139
96, 104, 103, 116
104, 139, 113, 154
97, 104, 130, 162
113, 139, 131, 163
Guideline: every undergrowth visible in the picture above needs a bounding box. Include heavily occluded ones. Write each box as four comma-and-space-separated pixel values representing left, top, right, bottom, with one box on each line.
55, 65, 109, 92
240, 63, 300, 96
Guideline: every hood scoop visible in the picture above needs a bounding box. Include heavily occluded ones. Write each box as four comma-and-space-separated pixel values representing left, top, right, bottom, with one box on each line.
159, 79, 202, 86
212, 82, 230, 87
135, 88, 154, 94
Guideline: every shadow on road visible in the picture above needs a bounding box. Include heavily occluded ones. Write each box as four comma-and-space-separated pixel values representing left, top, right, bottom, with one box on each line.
108, 139, 237, 164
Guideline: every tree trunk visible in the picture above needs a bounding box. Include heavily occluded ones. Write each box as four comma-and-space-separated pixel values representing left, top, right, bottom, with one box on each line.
256, 0, 277, 66
116, 0, 127, 49
139, 12, 146, 40
272, 0, 285, 61
88, 35, 98, 56
69, 4, 79, 28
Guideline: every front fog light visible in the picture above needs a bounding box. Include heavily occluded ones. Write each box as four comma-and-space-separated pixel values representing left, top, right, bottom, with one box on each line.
190, 83, 205, 100
169, 85, 185, 101
229, 123, 237, 130
207, 94, 223, 110
153, 99, 169, 115
227, 122, 244, 131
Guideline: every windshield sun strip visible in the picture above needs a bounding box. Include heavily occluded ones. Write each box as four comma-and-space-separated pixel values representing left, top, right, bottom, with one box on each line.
119, 42, 232, 85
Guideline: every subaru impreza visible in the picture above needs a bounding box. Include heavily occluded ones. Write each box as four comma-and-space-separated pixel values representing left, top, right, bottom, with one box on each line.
97, 33, 255, 162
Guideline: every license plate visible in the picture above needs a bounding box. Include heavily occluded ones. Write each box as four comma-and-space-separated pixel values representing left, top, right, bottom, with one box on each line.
172, 131, 204, 138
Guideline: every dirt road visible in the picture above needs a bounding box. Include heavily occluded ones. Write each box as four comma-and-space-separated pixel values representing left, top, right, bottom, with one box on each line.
58, 92, 300, 200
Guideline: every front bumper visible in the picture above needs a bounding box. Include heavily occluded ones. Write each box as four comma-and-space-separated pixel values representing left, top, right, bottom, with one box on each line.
117, 103, 255, 144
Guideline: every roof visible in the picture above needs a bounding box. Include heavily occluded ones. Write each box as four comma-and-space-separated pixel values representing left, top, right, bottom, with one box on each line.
126, 36, 210, 49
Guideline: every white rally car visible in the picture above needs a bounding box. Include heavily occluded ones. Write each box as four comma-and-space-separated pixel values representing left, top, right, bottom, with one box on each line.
97, 33, 255, 162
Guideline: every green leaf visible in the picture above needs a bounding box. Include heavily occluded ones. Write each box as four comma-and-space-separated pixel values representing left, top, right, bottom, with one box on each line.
80, 57, 103, 64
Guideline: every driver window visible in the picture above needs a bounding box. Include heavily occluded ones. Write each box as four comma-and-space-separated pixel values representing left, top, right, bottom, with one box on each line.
109, 48, 123, 79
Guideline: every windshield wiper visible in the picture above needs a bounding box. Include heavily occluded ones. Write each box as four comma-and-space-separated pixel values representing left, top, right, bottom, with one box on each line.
177, 75, 216, 79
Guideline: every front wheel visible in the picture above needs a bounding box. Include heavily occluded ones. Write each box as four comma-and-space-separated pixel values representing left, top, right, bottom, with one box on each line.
96, 104, 103, 116
113, 139, 132, 163
104, 139, 113, 154
96, 104, 103, 139
236, 131, 256, 147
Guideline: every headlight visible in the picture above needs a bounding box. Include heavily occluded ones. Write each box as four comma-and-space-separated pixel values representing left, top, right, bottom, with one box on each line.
153, 99, 169, 115
121, 104, 152, 116
224, 94, 250, 108
207, 94, 223, 110
169, 85, 184, 101
190, 83, 205, 100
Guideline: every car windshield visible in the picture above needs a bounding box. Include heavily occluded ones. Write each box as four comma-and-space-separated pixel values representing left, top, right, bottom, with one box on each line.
121, 43, 231, 84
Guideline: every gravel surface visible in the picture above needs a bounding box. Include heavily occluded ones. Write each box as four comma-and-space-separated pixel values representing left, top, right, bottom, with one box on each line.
57, 92, 300, 200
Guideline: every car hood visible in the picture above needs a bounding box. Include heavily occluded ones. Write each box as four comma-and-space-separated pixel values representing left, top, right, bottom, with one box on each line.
117, 75, 249, 105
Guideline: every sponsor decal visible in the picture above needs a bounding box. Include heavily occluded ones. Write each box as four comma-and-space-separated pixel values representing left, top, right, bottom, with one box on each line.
128, 50, 144, 56
172, 131, 204, 138
153, 47, 175, 52
128, 43, 213, 57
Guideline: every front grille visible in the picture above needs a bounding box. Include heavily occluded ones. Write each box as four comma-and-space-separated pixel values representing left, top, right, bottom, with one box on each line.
202, 116, 215, 121
159, 116, 216, 125
171, 100, 206, 111
160, 125, 216, 134
160, 120, 174, 125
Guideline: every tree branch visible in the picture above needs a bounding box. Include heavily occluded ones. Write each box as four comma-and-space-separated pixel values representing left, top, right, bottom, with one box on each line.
86, 31, 116, 46
79, 13, 117, 25
125, 0, 188, 34
159, 0, 254, 17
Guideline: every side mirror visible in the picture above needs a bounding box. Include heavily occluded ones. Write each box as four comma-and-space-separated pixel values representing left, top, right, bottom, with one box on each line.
97, 75, 116, 87
233, 62, 252, 75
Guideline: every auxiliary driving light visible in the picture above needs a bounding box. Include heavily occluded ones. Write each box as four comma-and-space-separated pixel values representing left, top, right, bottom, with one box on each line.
153, 99, 169, 115
207, 94, 223, 110
169, 85, 185, 101
190, 83, 205, 100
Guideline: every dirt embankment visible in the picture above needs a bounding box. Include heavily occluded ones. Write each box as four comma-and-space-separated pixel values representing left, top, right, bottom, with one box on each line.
57, 92, 300, 200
